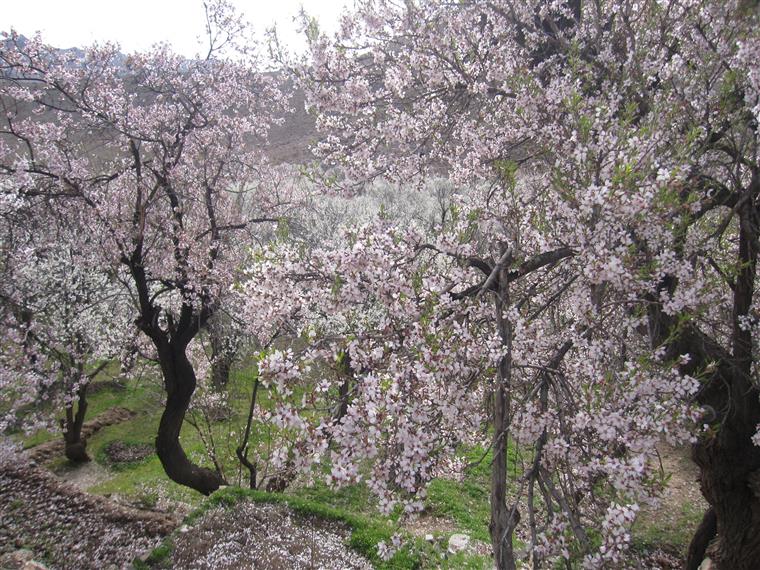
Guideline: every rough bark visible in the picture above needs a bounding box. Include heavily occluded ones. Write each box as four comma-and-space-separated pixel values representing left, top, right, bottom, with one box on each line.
210, 355, 233, 391
333, 350, 353, 426
693, 187, 760, 570
208, 317, 235, 390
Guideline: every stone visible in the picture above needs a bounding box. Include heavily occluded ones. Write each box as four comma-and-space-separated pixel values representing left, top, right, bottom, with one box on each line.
21, 561, 48, 570
698, 558, 713, 570
447, 533, 471, 554
0, 549, 34, 569
424, 533, 435, 543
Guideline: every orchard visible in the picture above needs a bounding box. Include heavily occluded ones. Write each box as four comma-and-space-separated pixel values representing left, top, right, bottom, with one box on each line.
1, 1, 759, 569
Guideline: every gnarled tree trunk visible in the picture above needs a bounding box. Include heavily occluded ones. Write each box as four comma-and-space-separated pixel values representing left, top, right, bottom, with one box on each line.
692, 425, 760, 570
154, 338, 225, 495
691, 190, 760, 569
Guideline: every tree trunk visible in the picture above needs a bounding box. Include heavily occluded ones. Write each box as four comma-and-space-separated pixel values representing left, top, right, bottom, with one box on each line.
155, 340, 225, 495
690, 421, 760, 570
684, 507, 716, 570
490, 377, 519, 570
208, 313, 237, 390
333, 350, 353, 426
63, 383, 90, 463
693, 189, 760, 569
210, 355, 233, 391
652, 184, 760, 569
237, 377, 260, 490
490, 245, 519, 570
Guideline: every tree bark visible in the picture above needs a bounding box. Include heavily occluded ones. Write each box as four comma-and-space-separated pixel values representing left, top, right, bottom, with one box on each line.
490, 245, 519, 570
690, 412, 760, 569
207, 312, 242, 391
210, 355, 233, 391
237, 377, 260, 489
491, 376, 519, 570
333, 350, 353, 426
154, 339, 225, 495
693, 187, 760, 569
63, 383, 89, 463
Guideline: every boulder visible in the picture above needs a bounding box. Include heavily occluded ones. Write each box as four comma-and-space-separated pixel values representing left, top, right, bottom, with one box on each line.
698, 559, 713, 570
0, 549, 34, 569
447, 533, 472, 555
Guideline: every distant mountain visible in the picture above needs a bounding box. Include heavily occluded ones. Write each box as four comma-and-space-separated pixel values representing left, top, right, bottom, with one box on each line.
1, 35, 318, 165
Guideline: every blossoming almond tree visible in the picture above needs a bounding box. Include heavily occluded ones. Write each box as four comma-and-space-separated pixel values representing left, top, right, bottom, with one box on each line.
300, 0, 760, 568
0, 234, 135, 462
0, 1, 293, 494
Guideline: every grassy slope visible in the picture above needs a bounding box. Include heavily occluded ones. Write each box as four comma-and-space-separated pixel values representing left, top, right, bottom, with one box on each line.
20, 362, 492, 568
19, 359, 700, 568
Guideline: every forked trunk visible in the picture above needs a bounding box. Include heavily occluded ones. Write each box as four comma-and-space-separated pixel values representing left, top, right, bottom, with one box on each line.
155, 341, 225, 495
63, 383, 89, 463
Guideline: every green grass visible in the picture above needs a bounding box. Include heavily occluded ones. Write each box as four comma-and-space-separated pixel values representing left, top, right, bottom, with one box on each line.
425, 444, 520, 544
18, 361, 157, 449
632, 499, 704, 556
20, 359, 497, 568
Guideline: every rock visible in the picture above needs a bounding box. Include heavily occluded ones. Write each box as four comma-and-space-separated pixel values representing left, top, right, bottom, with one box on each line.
179, 524, 190, 533
424, 533, 435, 543
0, 550, 34, 569
21, 561, 48, 570
447, 533, 471, 554
698, 559, 713, 570
514, 547, 529, 560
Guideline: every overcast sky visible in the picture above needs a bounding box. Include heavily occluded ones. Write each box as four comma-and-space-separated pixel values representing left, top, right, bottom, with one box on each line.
2, 0, 349, 56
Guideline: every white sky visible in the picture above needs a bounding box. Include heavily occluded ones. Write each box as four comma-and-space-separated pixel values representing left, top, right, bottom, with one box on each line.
2, 0, 350, 57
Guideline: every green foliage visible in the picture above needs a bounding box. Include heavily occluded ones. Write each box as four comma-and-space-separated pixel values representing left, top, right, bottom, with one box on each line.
493, 159, 518, 191
24, 360, 688, 568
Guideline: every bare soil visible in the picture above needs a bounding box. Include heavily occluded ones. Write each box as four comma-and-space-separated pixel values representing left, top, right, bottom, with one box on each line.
0, 461, 176, 569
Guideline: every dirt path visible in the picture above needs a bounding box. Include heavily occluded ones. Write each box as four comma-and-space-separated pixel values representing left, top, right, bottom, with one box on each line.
0, 461, 177, 569
655, 444, 707, 516
632, 444, 709, 568
25, 407, 136, 465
